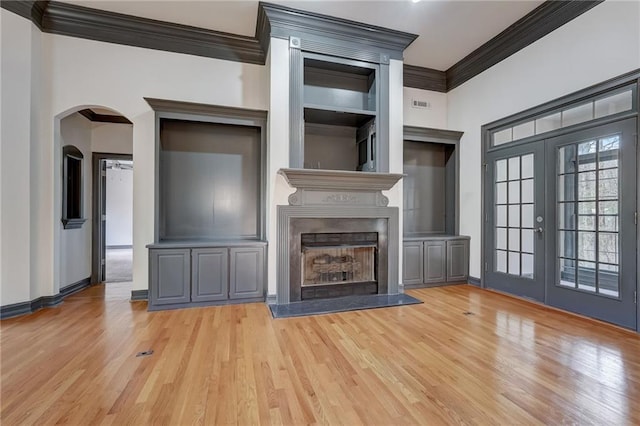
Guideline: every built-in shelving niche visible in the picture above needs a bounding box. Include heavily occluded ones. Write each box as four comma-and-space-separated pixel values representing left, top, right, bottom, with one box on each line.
302, 55, 379, 172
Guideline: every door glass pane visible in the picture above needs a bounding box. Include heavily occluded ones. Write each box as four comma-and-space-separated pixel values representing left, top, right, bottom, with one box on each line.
496, 159, 507, 182
508, 181, 520, 204
521, 154, 534, 178
521, 179, 534, 203
496, 182, 507, 204
559, 258, 576, 287
508, 157, 520, 180
508, 205, 520, 227
508, 252, 520, 275
578, 171, 596, 200
578, 214, 595, 231
496, 228, 507, 250
522, 204, 534, 228
496, 205, 507, 226
496, 250, 507, 273
521, 229, 534, 253
578, 141, 597, 171
508, 228, 520, 251
558, 145, 576, 174
558, 174, 575, 201
558, 202, 575, 230
577, 261, 597, 292
578, 231, 596, 261
598, 169, 618, 199
521, 254, 534, 278
598, 265, 619, 297
598, 233, 618, 264
558, 231, 575, 258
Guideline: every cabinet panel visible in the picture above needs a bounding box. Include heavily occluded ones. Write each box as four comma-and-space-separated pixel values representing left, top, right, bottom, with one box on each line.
402, 242, 423, 285
447, 240, 469, 282
424, 241, 446, 283
192, 248, 228, 302
150, 249, 190, 305
229, 247, 264, 299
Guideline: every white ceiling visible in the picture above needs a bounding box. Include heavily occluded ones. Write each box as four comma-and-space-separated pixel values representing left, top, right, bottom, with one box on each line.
61, 0, 544, 70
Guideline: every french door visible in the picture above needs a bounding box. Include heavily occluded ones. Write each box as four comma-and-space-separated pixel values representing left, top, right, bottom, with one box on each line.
545, 118, 637, 329
485, 118, 637, 329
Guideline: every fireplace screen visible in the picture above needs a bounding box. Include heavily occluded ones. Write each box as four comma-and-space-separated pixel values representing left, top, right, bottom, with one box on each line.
301, 233, 377, 287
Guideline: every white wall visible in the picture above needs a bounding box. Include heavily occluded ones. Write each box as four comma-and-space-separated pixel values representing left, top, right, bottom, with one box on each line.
106, 166, 133, 247
388, 59, 404, 285
403, 87, 447, 129
0, 11, 33, 305
448, 0, 640, 278
59, 113, 93, 288
92, 122, 133, 154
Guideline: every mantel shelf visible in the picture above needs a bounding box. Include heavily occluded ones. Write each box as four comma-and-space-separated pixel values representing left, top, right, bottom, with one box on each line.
278, 168, 403, 192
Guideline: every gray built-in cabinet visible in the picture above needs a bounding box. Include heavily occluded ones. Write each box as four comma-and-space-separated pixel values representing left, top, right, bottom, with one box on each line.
145, 99, 268, 311
402, 126, 470, 288
149, 244, 266, 310
402, 236, 469, 288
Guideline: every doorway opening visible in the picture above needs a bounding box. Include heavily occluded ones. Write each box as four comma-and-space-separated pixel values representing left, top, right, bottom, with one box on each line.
92, 153, 133, 286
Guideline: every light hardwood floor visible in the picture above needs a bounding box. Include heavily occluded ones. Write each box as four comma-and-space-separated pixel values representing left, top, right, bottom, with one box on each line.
1, 283, 639, 425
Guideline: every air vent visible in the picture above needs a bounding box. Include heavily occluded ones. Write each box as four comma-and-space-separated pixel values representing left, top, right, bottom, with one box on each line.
411, 99, 431, 109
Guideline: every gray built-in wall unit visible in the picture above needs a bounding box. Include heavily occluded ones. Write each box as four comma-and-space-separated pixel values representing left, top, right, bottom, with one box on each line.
145, 98, 268, 311
402, 126, 470, 288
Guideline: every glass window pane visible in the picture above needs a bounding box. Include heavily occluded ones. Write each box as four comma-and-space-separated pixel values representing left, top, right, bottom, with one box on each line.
599, 139, 619, 169
508, 181, 520, 204
496, 159, 507, 182
536, 112, 561, 134
558, 231, 576, 258
521, 229, 534, 253
559, 258, 576, 287
522, 204, 534, 228
578, 141, 597, 171
521, 253, 534, 278
521, 154, 534, 179
578, 231, 596, 261
496, 182, 507, 204
558, 174, 575, 201
521, 179, 534, 203
513, 121, 535, 140
496, 228, 507, 250
496, 250, 507, 273
599, 135, 620, 152
598, 232, 619, 264
558, 145, 576, 174
599, 201, 618, 215
508, 205, 520, 228
562, 103, 593, 127
594, 90, 632, 118
558, 202, 575, 230
508, 252, 520, 275
494, 128, 512, 146
578, 214, 595, 231
577, 261, 596, 292
578, 171, 596, 201
496, 205, 507, 227
598, 265, 619, 297
508, 228, 520, 251
579, 201, 597, 215
598, 169, 618, 200
598, 215, 618, 232
508, 157, 520, 180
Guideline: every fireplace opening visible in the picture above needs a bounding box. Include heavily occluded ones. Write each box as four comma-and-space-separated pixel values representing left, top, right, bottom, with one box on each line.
300, 232, 378, 300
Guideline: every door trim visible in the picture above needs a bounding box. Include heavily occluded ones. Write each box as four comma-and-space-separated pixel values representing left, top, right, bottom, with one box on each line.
91, 152, 133, 284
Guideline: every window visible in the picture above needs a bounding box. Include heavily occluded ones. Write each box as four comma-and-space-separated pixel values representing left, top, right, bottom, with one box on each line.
62, 145, 86, 229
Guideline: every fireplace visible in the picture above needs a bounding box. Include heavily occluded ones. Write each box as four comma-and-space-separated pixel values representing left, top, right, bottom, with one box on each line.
276, 168, 402, 305
301, 232, 378, 300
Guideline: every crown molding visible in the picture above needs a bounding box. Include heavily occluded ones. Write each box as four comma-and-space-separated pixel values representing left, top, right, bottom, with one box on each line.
403, 126, 463, 144
144, 98, 268, 123
256, 2, 417, 61
78, 109, 132, 124
403, 65, 446, 93
445, 0, 603, 91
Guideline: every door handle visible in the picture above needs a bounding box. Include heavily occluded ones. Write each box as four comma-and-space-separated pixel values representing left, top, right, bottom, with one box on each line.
535, 227, 543, 234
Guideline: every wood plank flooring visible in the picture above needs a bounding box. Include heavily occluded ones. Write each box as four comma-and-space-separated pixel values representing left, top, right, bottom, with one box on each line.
1, 283, 639, 425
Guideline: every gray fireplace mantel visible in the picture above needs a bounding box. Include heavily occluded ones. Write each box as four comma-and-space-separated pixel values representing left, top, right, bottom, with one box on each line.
278, 168, 403, 207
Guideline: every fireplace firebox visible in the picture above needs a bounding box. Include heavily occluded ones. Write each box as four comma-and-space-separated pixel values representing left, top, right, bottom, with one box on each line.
301, 232, 378, 300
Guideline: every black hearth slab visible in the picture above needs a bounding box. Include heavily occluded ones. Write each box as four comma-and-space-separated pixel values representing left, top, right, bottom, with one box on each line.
268, 294, 422, 318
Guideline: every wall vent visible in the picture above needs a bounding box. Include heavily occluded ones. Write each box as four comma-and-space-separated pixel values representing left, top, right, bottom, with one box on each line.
411, 99, 431, 109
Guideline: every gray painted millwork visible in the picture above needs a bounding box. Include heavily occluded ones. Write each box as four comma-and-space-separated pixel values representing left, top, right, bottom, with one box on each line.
402, 236, 469, 287
148, 244, 266, 310
130, 290, 149, 301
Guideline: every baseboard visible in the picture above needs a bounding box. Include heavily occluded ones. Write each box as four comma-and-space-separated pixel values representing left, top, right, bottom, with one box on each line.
60, 277, 92, 297
404, 281, 467, 289
1, 277, 92, 320
131, 289, 149, 301
106, 245, 133, 249
468, 276, 481, 287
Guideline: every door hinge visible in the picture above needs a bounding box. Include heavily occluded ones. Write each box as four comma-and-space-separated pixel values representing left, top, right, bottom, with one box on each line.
635, 211, 638, 225
102, 214, 107, 221
483, 163, 487, 172
634, 291, 637, 305
484, 262, 488, 272
485, 213, 488, 222
101, 259, 105, 266
101, 170, 106, 177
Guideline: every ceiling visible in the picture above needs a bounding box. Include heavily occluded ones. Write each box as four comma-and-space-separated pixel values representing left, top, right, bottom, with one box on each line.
59, 0, 544, 70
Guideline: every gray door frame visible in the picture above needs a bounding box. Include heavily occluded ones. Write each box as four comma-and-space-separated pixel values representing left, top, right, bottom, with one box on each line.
91, 152, 133, 284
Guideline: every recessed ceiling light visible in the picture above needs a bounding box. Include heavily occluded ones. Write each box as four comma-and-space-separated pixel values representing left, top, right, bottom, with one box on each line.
411, 0, 421, 3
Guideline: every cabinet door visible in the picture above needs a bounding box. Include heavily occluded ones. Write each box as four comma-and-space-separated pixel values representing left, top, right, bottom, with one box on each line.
150, 249, 190, 305
402, 242, 424, 285
192, 248, 228, 302
424, 240, 446, 283
229, 247, 264, 299
447, 239, 469, 282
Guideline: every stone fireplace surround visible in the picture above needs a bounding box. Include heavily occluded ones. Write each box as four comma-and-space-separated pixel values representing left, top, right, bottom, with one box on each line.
276, 169, 403, 305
